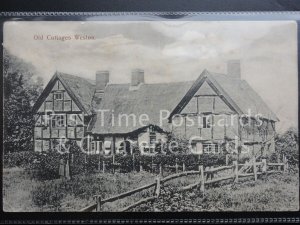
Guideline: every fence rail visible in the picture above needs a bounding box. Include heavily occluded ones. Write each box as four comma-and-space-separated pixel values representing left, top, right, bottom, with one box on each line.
80, 155, 289, 212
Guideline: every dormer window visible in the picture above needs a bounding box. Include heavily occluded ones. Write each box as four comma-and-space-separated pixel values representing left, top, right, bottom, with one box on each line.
54, 92, 63, 100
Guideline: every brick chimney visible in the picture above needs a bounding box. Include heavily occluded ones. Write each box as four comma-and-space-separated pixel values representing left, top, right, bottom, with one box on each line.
227, 60, 241, 79
94, 70, 109, 105
131, 69, 144, 86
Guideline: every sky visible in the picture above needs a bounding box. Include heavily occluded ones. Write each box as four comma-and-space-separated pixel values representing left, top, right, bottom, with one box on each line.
3, 21, 298, 133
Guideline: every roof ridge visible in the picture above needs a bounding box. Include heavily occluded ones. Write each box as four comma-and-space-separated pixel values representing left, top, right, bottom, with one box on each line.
208, 70, 245, 81
56, 71, 95, 84
107, 80, 195, 86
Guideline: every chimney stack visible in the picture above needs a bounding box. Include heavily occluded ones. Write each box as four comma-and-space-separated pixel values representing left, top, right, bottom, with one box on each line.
96, 70, 109, 91
227, 60, 241, 79
94, 70, 109, 105
131, 69, 144, 86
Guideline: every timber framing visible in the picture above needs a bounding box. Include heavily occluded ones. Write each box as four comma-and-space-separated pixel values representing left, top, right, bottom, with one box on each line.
32, 68, 278, 155
169, 70, 243, 122
32, 72, 90, 115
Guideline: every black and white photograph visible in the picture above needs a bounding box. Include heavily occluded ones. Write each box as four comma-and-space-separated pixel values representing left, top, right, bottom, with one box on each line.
2, 20, 299, 212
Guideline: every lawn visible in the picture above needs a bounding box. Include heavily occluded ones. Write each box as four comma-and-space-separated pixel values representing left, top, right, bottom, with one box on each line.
3, 167, 299, 212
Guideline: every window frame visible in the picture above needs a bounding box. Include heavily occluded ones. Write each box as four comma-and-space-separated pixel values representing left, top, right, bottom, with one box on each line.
149, 125, 157, 146
203, 143, 219, 154
51, 114, 66, 128
202, 115, 212, 129
90, 141, 96, 154
53, 92, 63, 100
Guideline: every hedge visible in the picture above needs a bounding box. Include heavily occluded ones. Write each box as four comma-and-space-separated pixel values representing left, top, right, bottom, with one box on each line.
3, 151, 37, 168
2, 146, 260, 180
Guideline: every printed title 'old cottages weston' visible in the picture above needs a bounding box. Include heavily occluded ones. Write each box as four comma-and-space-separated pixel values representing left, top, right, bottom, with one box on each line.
33, 60, 278, 156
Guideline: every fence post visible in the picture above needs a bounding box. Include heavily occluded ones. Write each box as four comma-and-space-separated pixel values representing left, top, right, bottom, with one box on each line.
159, 163, 163, 177
183, 162, 186, 172
205, 166, 210, 180
102, 159, 105, 173
277, 154, 281, 171
94, 195, 102, 212
175, 158, 178, 173
283, 155, 287, 173
253, 157, 257, 181
199, 165, 205, 195
98, 154, 101, 172
151, 156, 154, 173
233, 161, 238, 183
140, 157, 143, 172
155, 177, 161, 197
112, 155, 115, 174
262, 158, 267, 181
226, 154, 229, 166
132, 154, 135, 172
84, 154, 87, 173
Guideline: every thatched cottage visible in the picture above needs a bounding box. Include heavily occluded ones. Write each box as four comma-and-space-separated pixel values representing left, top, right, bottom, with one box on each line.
33, 61, 278, 156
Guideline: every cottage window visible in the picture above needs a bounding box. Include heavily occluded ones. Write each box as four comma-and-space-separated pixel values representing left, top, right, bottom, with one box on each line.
203, 144, 212, 153
203, 143, 219, 154
214, 145, 219, 153
149, 125, 156, 145
51, 115, 66, 128
54, 92, 63, 100
90, 141, 96, 154
89, 141, 102, 154
202, 115, 212, 128
96, 141, 102, 154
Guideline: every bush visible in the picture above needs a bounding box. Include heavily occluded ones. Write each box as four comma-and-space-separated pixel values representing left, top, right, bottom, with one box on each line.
3, 151, 37, 168
29, 150, 62, 180
275, 128, 299, 168
136, 153, 227, 171
31, 181, 64, 211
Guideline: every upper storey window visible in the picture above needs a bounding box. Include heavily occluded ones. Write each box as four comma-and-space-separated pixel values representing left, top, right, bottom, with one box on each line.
53, 92, 63, 100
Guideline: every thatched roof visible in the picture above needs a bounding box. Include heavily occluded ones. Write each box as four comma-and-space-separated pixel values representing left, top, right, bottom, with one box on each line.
210, 72, 279, 122
88, 81, 194, 134
89, 70, 278, 134
34, 69, 278, 135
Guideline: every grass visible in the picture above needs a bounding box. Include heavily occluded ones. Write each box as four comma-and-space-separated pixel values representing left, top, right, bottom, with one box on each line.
3, 167, 157, 212
3, 167, 40, 212
3, 167, 299, 212
136, 172, 299, 212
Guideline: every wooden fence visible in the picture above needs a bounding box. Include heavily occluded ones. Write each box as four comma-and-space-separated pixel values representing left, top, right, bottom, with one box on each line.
80, 155, 289, 212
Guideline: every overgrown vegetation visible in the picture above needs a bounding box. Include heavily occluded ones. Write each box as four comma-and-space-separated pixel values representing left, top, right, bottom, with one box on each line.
275, 127, 299, 170
3, 167, 298, 212
134, 173, 299, 212
3, 168, 156, 212
3, 49, 43, 154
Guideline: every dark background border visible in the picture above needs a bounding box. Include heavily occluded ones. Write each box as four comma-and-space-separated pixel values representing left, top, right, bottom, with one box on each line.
0, 0, 300, 224
0, 0, 300, 12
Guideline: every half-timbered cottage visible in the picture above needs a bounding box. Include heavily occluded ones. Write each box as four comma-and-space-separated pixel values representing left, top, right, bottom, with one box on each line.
33, 61, 278, 156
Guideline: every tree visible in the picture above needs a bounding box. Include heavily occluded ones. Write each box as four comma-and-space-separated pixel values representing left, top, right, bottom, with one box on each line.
275, 127, 299, 167
3, 49, 43, 153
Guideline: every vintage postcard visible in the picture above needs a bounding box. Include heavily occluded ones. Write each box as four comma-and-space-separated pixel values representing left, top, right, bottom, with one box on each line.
2, 20, 299, 212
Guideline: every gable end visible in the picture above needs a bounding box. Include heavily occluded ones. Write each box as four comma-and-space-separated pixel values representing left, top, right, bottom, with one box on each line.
32, 73, 88, 114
